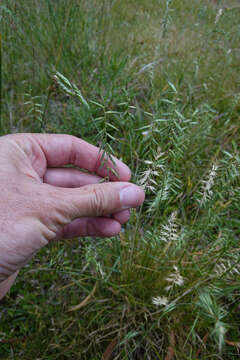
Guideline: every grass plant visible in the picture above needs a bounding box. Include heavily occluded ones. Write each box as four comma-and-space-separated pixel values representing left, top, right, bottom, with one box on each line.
1, 0, 240, 358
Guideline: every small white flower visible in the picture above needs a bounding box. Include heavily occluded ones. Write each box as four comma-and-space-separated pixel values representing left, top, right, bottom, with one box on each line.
152, 296, 169, 306
199, 163, 218, 205
138, 151, 165, 193
165, 265, 185, 291
214, 259, 240, 279
215, 8, 223, 24
159, 211, 178, 243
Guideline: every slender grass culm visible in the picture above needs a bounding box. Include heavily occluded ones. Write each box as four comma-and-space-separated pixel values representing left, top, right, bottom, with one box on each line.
1, 0, 240, 359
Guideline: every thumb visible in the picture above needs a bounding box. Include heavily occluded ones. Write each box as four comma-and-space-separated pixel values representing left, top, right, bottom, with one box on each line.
52, 182, 145, 221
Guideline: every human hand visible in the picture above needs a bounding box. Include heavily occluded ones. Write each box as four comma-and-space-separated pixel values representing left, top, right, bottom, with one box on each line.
0, 133, 144, 287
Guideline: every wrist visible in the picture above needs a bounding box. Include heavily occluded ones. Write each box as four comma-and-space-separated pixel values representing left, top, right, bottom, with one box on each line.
0, 271, 19, 301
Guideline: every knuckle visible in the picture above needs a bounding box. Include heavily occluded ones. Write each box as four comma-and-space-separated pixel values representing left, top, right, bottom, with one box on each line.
91, 187, 105, 216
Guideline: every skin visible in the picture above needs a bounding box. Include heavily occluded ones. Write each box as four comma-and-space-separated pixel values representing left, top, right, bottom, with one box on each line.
0, 133, 145, 300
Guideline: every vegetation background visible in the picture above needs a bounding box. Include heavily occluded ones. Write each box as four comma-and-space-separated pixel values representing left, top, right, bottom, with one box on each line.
1, 0, 240, 358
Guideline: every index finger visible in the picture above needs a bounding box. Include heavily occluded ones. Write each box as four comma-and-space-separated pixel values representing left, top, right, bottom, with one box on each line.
21, 134, 131, 181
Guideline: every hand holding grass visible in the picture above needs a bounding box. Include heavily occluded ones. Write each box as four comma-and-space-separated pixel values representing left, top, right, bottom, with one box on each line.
0, 133, 144, 298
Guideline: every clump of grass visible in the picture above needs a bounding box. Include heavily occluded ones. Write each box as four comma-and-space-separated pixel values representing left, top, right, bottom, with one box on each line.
1, 0, 240, 359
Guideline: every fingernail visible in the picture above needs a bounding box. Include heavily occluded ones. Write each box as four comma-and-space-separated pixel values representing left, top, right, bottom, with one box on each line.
120, 185, 144, 209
